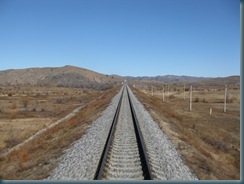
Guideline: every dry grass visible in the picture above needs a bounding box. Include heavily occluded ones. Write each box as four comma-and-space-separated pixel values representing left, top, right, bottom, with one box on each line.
0, 85, 105, 152
0, 85, 120, 179
131, 85, 240, 180
0, 118, 55, 151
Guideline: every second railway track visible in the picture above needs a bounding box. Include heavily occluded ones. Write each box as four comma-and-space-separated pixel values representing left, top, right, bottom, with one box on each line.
94, 85, 152, 180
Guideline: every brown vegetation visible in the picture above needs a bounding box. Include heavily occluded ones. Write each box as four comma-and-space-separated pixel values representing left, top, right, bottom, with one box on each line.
131, 85, 240, 180
0, 65, 121, 89
0, 85, 106, 152
0, 84, 120, 179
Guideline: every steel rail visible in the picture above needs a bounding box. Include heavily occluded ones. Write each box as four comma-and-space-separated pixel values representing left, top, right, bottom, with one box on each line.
94, 84, 152, 180
93, 85, 124, 180
126, 85, 153, 180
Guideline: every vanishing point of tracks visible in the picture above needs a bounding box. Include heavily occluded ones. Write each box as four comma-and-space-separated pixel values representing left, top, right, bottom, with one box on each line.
94, 85, 152, 180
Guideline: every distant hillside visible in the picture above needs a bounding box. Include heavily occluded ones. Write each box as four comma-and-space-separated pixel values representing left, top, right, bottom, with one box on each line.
0, 65, 121, 89
187, 76, 240, 86
0, 66, 239, 88
123, 75, 240, 87
124, 75, 210, 83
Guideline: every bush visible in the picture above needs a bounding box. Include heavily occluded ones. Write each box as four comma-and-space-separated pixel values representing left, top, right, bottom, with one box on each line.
194, 97, 200, 102
55, 97, 65, 104
21, 152, 29, 162
11, 102, 17, 109
202, 98, 208, 103
4, 138, 20, 148
226, 95, 235, 103
21, 96, 29, 109
202, 136, 228, 152
8, 92, 12, 97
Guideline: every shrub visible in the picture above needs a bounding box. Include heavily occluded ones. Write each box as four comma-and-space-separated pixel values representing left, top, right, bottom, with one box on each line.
11, 102, 17, 109
35, 93, 41, 97
70, 96, 75, 101
202, 136, 228, 152
55, 97, 65, 104
194, 97, 200, 102
202, 98, 208, 103
69, 119, 76, 126
21, 96, 29, 109
21, 152, 29, 162
4, 138, 20, 148
8, 92, 12, 97
226, 95, 235, 103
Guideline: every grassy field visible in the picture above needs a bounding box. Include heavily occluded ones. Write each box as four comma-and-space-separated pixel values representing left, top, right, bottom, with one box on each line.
131, 85, 240, 180
0, 85, 105, 153
0, 85, 120, 179
0, 83, 240, 180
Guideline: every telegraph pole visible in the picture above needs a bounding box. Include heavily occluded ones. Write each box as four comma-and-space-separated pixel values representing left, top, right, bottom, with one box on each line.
162, 86, 165, 102
184, 84, 185, 100
224, 85, 227, 112
168, 85, 169, 97
190, 85, 192, 111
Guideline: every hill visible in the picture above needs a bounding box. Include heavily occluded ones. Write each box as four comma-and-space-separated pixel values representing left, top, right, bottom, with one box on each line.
188, 76, 240, 86
0, 66, 239, 88
0, 65, 121, 89
124, 75, 210, 83
124, 75, 240, 87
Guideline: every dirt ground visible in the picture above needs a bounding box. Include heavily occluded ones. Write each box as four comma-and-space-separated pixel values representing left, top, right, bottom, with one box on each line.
0, 85, 104, 153
0, 84, 240, 180
0, 118, 56, 152
131, 85, 240, 180
0, 85, 120, 179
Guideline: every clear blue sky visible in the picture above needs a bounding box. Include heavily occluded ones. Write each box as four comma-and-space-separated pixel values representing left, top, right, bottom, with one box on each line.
0, 0, 240, 77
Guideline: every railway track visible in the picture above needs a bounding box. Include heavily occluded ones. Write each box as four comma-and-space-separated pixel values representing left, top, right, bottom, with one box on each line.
47, 84, 197, 180
94, 85, 152, 180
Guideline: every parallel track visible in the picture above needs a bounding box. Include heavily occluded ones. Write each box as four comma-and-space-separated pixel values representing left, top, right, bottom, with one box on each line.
94, 85, 152, 180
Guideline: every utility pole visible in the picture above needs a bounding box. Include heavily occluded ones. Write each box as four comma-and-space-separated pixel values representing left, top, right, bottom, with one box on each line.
168, 85, 169, 97
184, 84, 185, 100
190, 85, 192, 111
151, 85, 153, 96
162, 86, 165, 102
224, 85, 227, 112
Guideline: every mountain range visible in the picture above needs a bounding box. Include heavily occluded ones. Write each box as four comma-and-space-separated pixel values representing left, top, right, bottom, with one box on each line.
0, 65, 240, 88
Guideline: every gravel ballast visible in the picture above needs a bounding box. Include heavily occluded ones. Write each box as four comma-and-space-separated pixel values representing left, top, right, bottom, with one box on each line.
47, 85, 198, 180
47, 88, 123, 180
127, 86, 198, 180
101, 87, 144, 180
